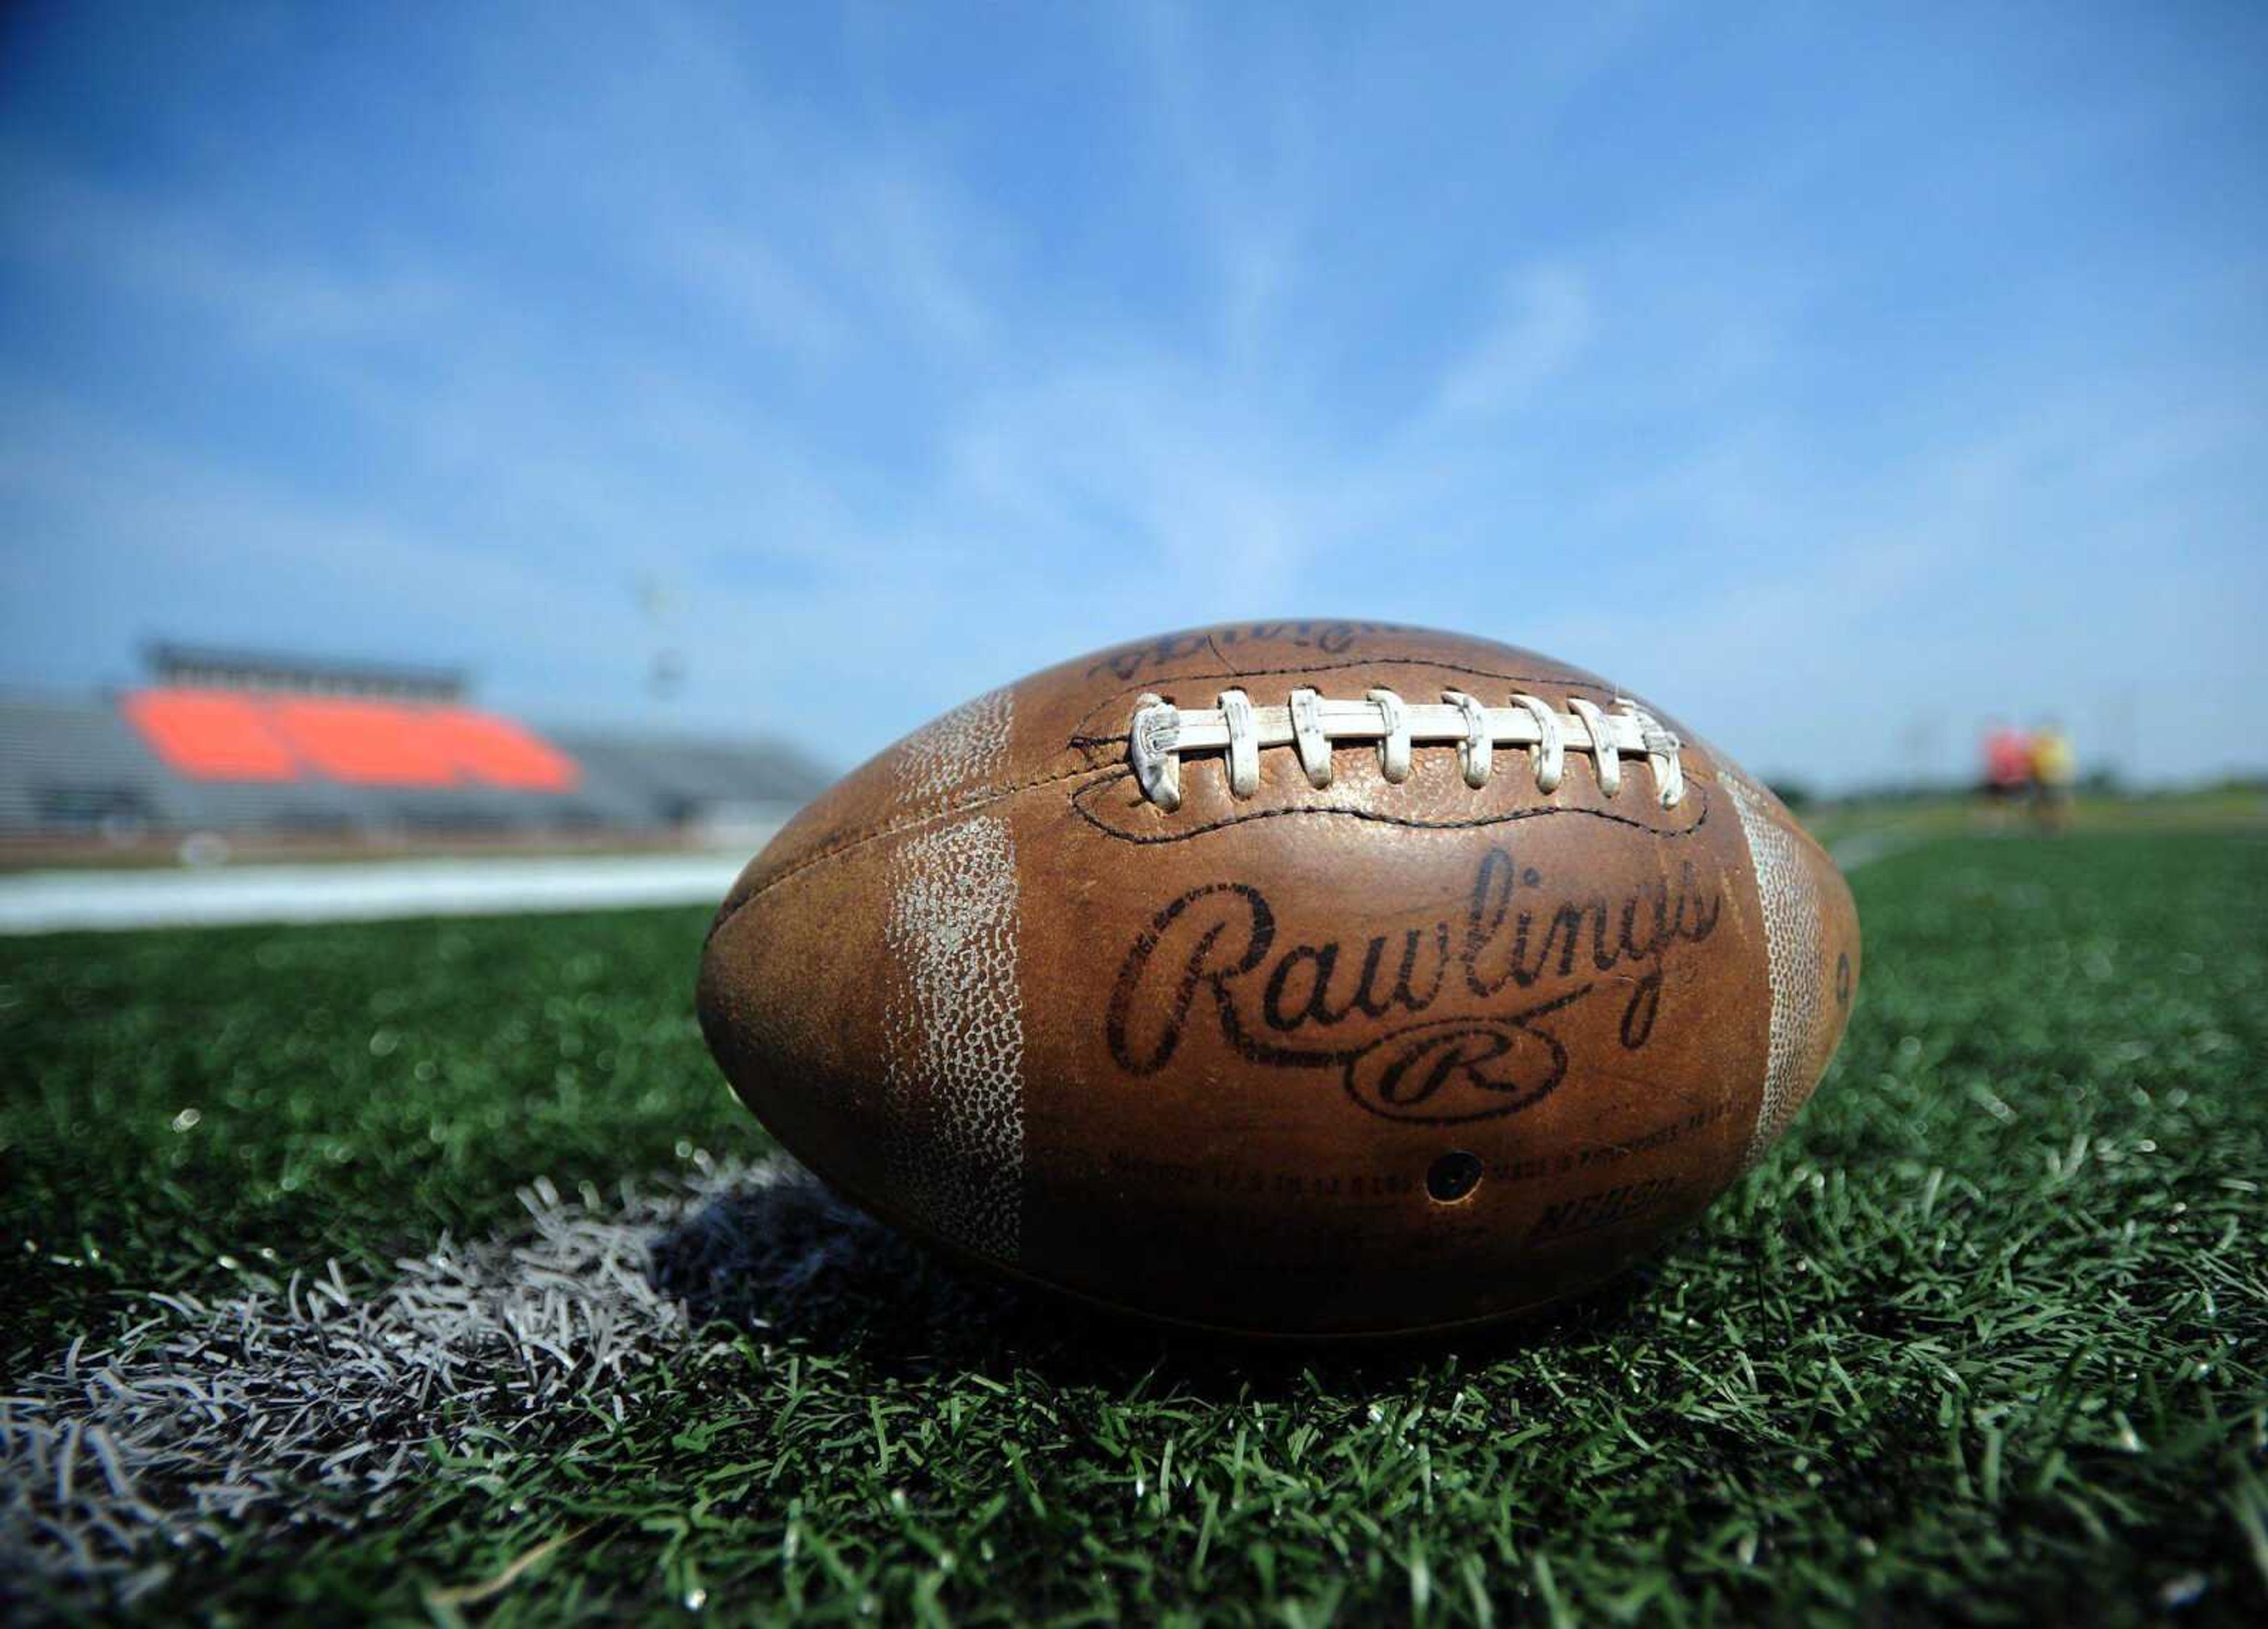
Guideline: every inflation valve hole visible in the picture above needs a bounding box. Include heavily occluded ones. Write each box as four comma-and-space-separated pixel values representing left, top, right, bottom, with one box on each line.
1426, 1150, 1484, 1204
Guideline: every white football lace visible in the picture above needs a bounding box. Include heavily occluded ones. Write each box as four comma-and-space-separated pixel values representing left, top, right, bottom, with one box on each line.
1128, 688, 1685, 813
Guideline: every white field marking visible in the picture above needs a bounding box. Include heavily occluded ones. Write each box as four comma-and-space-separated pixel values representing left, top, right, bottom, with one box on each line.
0, 1156, 840, 1607
1825, 826, 1922, 874
0, 845, 777, 936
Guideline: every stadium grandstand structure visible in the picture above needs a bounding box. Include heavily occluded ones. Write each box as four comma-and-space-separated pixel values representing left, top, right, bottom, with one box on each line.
0, 644, 830, 853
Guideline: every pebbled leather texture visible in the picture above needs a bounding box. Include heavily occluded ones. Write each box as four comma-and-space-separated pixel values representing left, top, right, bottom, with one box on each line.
698, 621, 1861, 1337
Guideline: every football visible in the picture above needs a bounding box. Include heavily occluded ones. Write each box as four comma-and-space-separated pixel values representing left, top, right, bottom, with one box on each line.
698, 622, 1860, 1337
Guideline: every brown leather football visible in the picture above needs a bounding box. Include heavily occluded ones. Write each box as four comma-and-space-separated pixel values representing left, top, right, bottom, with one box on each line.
698, 622, 1859, 1337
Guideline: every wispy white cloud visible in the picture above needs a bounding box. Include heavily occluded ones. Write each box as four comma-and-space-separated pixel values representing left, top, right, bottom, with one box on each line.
1429, 265, 1596, 421
0, 152, 461, 350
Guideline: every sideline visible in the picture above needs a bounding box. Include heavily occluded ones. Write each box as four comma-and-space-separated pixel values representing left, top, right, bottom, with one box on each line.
0, 846, 770, 935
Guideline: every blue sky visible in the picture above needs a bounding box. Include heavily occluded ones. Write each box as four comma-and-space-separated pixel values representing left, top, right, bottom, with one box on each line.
1, 2, 2262, 788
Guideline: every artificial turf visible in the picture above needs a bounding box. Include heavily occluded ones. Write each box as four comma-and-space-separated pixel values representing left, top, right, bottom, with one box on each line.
3, 832, 2264, 1624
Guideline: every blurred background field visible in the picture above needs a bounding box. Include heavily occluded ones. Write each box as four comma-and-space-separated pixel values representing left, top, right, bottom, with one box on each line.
1796, 784, 2268, 851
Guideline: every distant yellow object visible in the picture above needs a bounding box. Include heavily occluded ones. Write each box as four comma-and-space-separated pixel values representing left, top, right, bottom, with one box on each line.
2031, 728, 2076, 788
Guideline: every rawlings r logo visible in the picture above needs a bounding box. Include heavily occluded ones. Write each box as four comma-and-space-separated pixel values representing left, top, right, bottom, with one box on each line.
1340, 1004, 1578, 1123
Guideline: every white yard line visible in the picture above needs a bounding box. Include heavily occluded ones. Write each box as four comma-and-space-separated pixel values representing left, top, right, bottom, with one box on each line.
0, 1158, 801, 1601
1827, 826, 1927, 874
0, 845, 772, 934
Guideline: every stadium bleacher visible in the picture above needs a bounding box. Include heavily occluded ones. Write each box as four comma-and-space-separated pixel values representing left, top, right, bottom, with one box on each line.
0, 645, 829, 850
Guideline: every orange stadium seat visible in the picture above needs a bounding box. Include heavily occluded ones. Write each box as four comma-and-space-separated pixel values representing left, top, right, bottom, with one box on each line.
124, 690, 301, 781
265, 698, 461, 787
123, 690, 584, 791
425, 708, 581, 792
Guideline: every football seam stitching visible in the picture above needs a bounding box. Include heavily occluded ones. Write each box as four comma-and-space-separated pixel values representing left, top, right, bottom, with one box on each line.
1068, 765, 1719, 843
702, 761, 1112, 945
